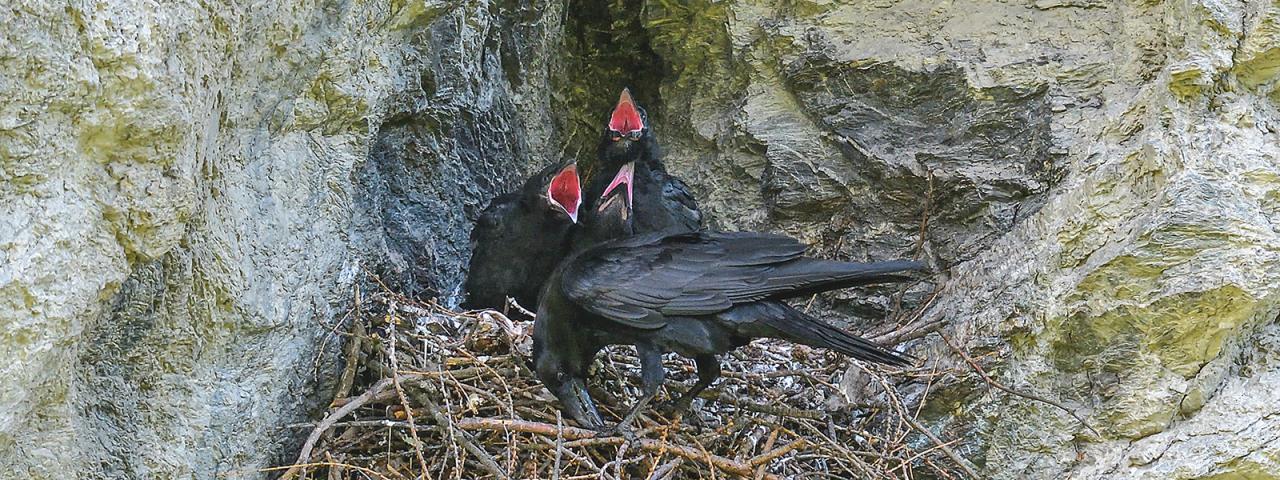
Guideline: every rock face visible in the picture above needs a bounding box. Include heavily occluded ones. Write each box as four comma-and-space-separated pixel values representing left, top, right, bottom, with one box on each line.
639, 0, 1280, 478
1, 0, 1278, 479
1, 0, 563, 477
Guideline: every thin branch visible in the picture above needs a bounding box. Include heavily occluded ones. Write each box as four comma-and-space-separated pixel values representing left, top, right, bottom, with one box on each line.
869, 369, 981, 478
454, 418, 779, 480
331, 318, 365, 406
749, 439, 806, 467
646, 458, 683, 480
264, 461, 391, 480
939, 333, 1101, 437
388, 319, 431, 479
412, 387, 511, 480
279, 378, 393, 480
553, 412, 563, 480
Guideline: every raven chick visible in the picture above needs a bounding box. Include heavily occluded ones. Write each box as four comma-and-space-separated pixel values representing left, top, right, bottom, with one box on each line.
584, 88, 701, 234
534, 163, 924, 431
463, 159, 581, 311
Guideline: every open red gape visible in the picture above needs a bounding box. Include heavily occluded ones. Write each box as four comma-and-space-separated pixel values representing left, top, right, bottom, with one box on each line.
601, 161, 634, 209
608, 88, 644, 134
548, 164, 581, 222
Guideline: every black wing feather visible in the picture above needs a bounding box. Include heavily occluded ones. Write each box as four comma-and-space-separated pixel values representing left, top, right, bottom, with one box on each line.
562, 231, 924, 329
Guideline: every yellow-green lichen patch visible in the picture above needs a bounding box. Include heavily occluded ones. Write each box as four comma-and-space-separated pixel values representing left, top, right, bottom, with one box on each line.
1056, 284, 1256, 378
1054, 147, 1170, 269
1092, 353, 1184, 438
387, 0, 448, 32
645, 0, 735, 87
294, 72, 371, 136
1233, 5, 1280, 90
1169, 66, 1210, 101
1197, 459, 1280, 480
75, 100, 184, 167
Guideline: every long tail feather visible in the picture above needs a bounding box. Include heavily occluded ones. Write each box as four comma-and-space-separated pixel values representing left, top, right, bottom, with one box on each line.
758, 302, 912, 366
760, 259, 927, 301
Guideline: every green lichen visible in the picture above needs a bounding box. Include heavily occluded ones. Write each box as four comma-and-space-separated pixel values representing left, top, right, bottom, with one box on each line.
644, 0, 735, 91
76, 105, 183, 167
1055, 283, 1255, 377
295, 72, 371, 136
1234, 6, 1280, 90
642, 0, 750, 147
1235, 46, 1280, 89
387, 0, 448, 32
73, 41, 184, 167
1198, 461, 1280, 480
1169, 67, 1208, 101
774, 0, 840, 18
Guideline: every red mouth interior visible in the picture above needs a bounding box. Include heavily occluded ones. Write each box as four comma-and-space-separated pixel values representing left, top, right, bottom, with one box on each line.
601, 162, 633, 209
608, 89, 644, 134
548, 165, 581, 219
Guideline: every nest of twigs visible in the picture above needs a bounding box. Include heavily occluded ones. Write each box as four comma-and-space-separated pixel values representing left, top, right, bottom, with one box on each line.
274, 280, 976, 479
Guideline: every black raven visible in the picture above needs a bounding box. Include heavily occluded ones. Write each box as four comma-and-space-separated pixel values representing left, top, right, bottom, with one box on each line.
533, 168, 923, 431
463, 159, 581, 310
584, 88, 701, 233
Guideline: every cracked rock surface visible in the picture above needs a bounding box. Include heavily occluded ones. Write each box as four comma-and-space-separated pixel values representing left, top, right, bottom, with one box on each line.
640, 1, 1280, 478
1, 0, 1278, 478
2, 0, 562, 477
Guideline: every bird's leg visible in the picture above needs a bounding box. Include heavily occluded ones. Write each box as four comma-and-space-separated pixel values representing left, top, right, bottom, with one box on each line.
663, 354, 720, 415
603, 344, 664, 438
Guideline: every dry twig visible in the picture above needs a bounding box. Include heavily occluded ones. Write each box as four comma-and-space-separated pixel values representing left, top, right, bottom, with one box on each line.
277, 277, 974, 480
939, 333, 1100, 437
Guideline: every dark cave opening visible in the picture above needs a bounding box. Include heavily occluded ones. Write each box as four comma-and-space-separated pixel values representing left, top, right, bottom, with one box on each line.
554, 0, 666, 178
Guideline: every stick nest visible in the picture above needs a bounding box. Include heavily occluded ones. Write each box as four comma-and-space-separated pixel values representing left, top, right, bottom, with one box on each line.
275, 282, 971, 480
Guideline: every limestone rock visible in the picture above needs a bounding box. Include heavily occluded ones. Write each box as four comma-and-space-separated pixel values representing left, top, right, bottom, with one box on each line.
2, 0, 1278, 478
642, 1, 1280, 478
0, 0, 563, 477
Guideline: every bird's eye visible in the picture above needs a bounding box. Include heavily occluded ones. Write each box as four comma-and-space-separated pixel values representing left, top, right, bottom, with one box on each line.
627, 130, 642, 141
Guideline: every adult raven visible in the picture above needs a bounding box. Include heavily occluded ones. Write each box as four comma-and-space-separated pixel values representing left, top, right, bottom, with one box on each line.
463, 159, 581, 311
534, 165, 924, 431
583, 88, 701, 233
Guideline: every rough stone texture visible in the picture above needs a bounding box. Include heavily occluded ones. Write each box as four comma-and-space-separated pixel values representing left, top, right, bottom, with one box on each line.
0, 0, 562, 477
3, 0, 1279, 478
641, 0, 1280, 478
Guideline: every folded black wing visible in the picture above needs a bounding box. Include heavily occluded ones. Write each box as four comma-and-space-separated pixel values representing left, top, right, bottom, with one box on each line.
657, 173, 703, 232
560, 231, 809, 329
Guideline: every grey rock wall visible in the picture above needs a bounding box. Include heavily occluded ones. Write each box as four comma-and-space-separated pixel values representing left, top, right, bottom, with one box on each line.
1, 0, 562, 477
2, 0, 1278, 478
640, 0, 1280, 478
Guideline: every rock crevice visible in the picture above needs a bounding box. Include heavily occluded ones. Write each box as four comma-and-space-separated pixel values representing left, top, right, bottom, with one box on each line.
1, 0, 1277, 478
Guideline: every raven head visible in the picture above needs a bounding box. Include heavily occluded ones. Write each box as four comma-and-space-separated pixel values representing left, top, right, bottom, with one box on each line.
584, 161, 633, 242
531, 160, 581, 224
531, 337, 605, 429
599, 88, 650, 166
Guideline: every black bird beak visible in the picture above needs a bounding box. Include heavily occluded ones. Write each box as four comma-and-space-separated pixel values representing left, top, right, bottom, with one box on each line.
553, 377, 605, 430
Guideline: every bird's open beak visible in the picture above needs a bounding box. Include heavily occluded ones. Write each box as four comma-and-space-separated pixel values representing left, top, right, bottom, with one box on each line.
608, 88, 644, 135
554, 377, 604, 430
547, 163, 581, 224
600, 161, 633, 210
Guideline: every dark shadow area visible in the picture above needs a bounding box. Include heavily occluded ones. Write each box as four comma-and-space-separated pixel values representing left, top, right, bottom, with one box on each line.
554, 0, 666, 177
352, 3, 556, 300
